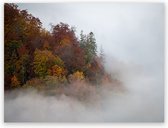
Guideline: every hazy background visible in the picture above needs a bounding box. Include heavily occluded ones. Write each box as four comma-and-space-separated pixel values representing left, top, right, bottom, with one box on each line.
4, 3, 164, 122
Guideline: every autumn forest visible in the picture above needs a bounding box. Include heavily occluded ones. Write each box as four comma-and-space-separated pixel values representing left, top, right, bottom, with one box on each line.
4, 3, 117, 96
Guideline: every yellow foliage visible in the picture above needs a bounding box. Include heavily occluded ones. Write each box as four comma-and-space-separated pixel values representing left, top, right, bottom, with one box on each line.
11, 75, 20, 88
48, 65, 65, 77
69, 71, 84, 82
33, 49, 64, 78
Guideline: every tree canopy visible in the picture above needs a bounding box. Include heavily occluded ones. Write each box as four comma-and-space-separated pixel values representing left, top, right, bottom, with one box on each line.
4, 3, 111, 90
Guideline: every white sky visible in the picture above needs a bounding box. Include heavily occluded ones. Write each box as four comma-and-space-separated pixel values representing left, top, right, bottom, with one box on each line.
17, 3, 164, 74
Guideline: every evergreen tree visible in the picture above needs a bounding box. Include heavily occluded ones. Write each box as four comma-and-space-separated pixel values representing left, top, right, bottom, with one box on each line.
79, 31, 97, 64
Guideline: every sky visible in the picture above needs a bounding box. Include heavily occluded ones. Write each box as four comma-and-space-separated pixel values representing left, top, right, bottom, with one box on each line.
17, 3, 164, 73
16, 2, 165, 99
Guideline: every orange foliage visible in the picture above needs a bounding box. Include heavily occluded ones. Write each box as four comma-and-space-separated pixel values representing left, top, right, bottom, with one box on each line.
68, 71, 85, 82
48, 65, 66, 77
43, 40, 50, 50
11, 75, 20, 88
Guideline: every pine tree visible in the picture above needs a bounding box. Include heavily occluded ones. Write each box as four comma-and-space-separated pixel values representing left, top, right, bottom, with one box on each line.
79, 31, 97, 64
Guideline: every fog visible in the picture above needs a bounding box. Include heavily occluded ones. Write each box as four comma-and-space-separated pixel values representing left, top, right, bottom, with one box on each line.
4, 55, 164, 122
4, 3, 164, 122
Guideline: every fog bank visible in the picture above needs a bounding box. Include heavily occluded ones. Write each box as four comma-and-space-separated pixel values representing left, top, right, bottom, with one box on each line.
4, 57, 164, 122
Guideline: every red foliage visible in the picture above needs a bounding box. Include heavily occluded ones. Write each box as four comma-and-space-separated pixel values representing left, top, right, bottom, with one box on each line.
52, 23, 85, 74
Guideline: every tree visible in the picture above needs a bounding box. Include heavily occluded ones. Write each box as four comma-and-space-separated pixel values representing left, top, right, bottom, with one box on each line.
79, 31, 97, 64
11, 75, 20, 88
33, 49, 64, 78
4, 3, 42, 89
52, 23, 85, 74
51, 22, 76, 46
15, 53, 30, 84
68, 71, 85, 82
48, 65, 66, 77
4, 3, 110, 90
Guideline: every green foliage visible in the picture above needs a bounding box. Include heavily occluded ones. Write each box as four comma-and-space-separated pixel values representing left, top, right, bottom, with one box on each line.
4, 40, 21, 79
16, 53, 30, 84
5, 40, 21, 63
80, 31, 97, 64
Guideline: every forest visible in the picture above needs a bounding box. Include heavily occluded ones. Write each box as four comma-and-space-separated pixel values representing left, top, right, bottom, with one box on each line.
4, 3, 119, 98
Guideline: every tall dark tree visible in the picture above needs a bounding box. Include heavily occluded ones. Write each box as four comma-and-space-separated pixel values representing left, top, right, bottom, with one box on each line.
79, 31, 97, 64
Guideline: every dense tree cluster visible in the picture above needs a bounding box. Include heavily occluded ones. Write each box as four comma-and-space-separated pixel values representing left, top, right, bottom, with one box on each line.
5, 3, 110, 90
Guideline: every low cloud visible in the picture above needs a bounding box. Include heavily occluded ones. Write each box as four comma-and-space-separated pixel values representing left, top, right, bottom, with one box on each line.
4, 57, 164, 122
